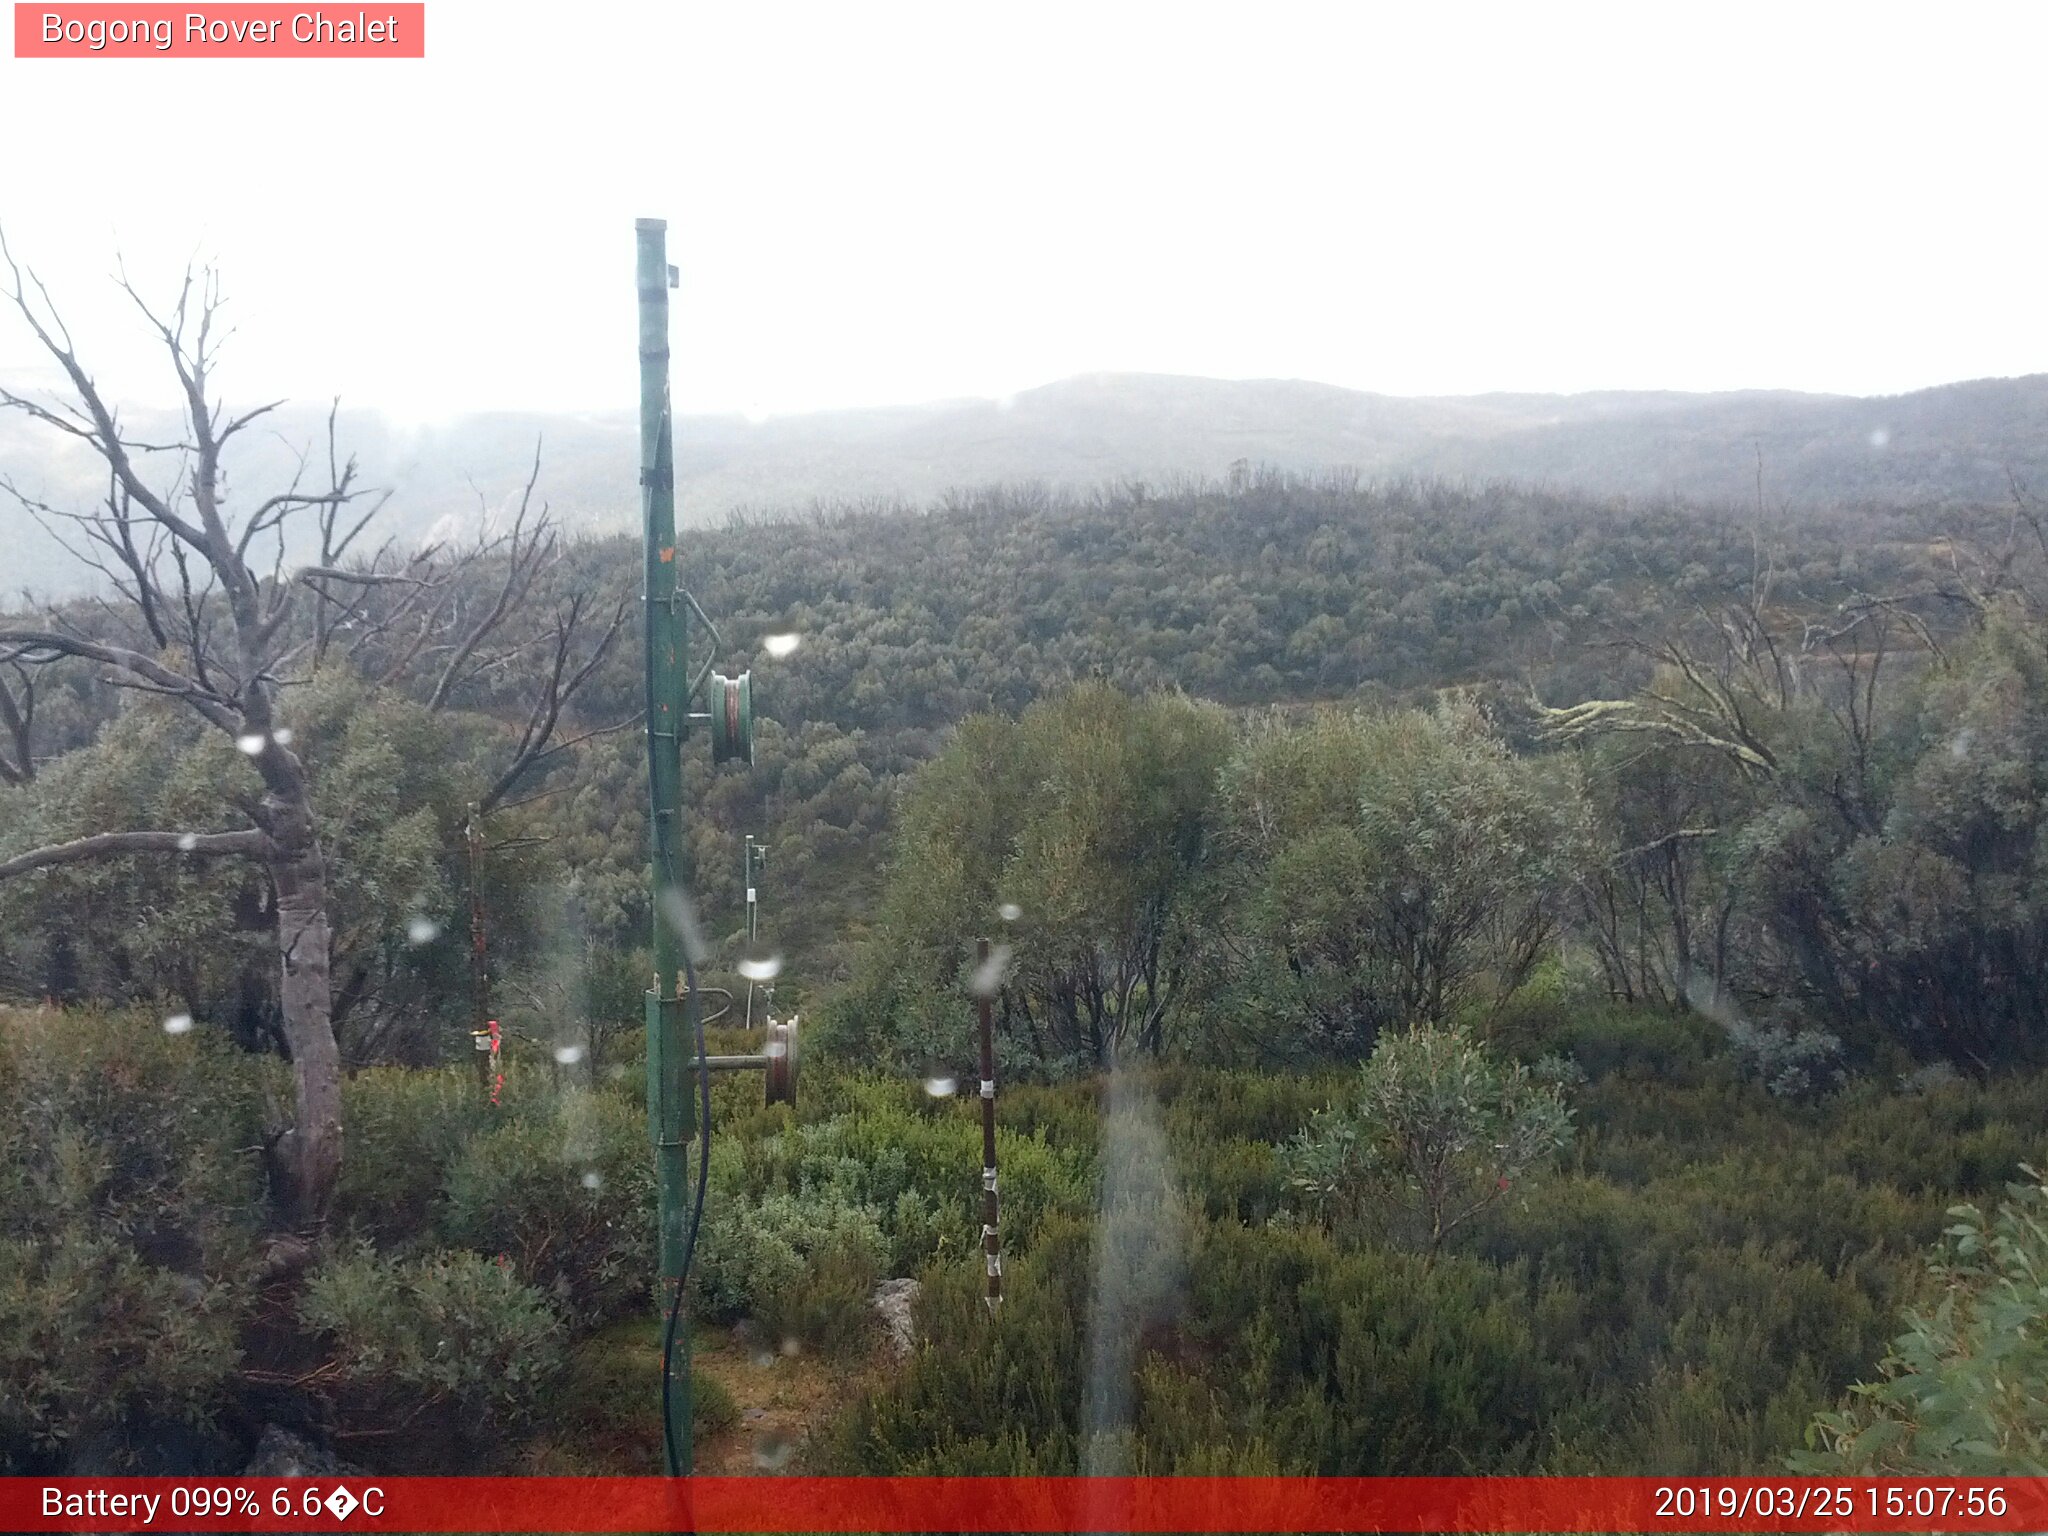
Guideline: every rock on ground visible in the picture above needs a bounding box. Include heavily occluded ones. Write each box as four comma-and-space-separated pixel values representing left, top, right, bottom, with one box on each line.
871, 1277, 921, 1360
242, 1424, 356, 1477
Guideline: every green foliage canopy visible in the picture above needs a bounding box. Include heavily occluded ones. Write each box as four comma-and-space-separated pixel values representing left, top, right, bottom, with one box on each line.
1286, 1026, 1576, 1257
1799, 1166, 2048, 1475
1216, 698, 1591, 1058
839, 682, 1232, 1073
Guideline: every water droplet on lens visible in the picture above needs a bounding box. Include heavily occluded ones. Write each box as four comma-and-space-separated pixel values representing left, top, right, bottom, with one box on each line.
580, 1170, 602, 1190
739, 954, 783, 981
176, 833, 199, 852
779, 1336, 801, 1357
923, 1076, 957, 1097
272, 728, 293, 746
406, 916, 440, 944
998, 902, 1022, 922
969, 944, 1012, 998
554, 1044, 585, 1065
657, 889, 711, 964
763, 633, 801, 658
163, 1013, 194, 1035
235, 734, 266, 755
752, 1427, 795, 1470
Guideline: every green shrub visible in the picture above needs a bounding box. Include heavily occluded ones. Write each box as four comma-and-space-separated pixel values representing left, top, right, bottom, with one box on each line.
1286, 1026, 1574, 1257
1295, 1245, 1559, 1472
1172, 1135, 1290, 1224
0, 1009, 265, 1471
835, 1204, 1567, 1476
1797, 1167, 2048, 1475
997, 1079, 1104, 1147
298, 1246, 567, 1465
760, 1236, 882, 1354
333, 1067, 481, 1248
1726, 1021, 1848, 1101
0, 1231, 247, 1471
439, 1090, 655, 1331
1156, 1066, 1339, 1145
817, 1038, 2048, 1478
1525, 1002, 1720, 1084
18, 1002, 2048, 1480
827, 1213, 1093, 1473
0, 1008, 267, 1244
692, 1189, 886, 1351
731, 1086, 1092, 1273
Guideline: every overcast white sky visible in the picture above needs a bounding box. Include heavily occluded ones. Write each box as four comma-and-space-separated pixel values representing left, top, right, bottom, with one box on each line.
1, 1, 2043, 422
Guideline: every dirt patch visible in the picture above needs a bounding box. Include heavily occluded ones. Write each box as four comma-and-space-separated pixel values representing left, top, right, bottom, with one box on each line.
510, 1312, 897, 1475
691, 1322, 891, 1474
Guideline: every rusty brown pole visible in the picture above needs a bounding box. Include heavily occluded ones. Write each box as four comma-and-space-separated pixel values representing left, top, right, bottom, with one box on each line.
466, 808, 493, 1098
977, 937, 1003, 1311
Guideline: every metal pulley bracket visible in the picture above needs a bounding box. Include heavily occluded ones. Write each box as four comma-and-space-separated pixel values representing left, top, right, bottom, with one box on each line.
708, 670, 755, 764
682, 590, 722, 699
689, 1015, 799, 1108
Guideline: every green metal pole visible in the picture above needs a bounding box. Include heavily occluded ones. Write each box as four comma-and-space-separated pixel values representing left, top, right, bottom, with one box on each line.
638, 217, 695, 1471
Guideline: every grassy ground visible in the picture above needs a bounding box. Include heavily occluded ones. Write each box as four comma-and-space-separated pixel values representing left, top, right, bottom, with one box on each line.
512, 1313, 895, 1475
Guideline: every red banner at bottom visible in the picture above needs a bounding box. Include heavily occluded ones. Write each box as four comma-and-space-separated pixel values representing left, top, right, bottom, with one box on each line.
8, 1476, 2045, 1533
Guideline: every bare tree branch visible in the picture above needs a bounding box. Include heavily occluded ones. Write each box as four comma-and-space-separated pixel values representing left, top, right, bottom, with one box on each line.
0, 230, 211, 552
299, 565, 432, 587
0, 627, 239, 733
428, 439, 556, 710
0, 827, 264, 880
475, 589, 629, 815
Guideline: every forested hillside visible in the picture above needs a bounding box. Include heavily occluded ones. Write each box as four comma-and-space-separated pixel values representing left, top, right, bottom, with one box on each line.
6, 470, 2005, 1015
5, 371, 2045, 597
6, 466, 2048, 1478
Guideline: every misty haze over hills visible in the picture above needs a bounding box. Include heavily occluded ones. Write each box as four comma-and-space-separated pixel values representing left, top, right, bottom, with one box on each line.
3, 371, 2044, 597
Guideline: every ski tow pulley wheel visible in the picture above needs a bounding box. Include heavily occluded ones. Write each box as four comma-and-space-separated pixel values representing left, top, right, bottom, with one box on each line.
708, 670, 755, 765
764, 1016, 798, 1107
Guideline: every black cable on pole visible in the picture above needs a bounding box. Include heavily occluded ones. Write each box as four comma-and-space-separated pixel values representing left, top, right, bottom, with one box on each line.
651, 790, 713, 1474
644, 387, 712, 1477
657, 889, 712, 1479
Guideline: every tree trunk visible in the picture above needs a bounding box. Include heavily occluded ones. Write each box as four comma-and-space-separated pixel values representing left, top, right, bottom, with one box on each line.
265, 795, 342, 1230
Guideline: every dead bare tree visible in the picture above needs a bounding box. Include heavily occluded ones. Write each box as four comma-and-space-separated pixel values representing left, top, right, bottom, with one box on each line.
0, 233, 622, 1227
0, 236, 357, 1227
1532, 614, 1788, 777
